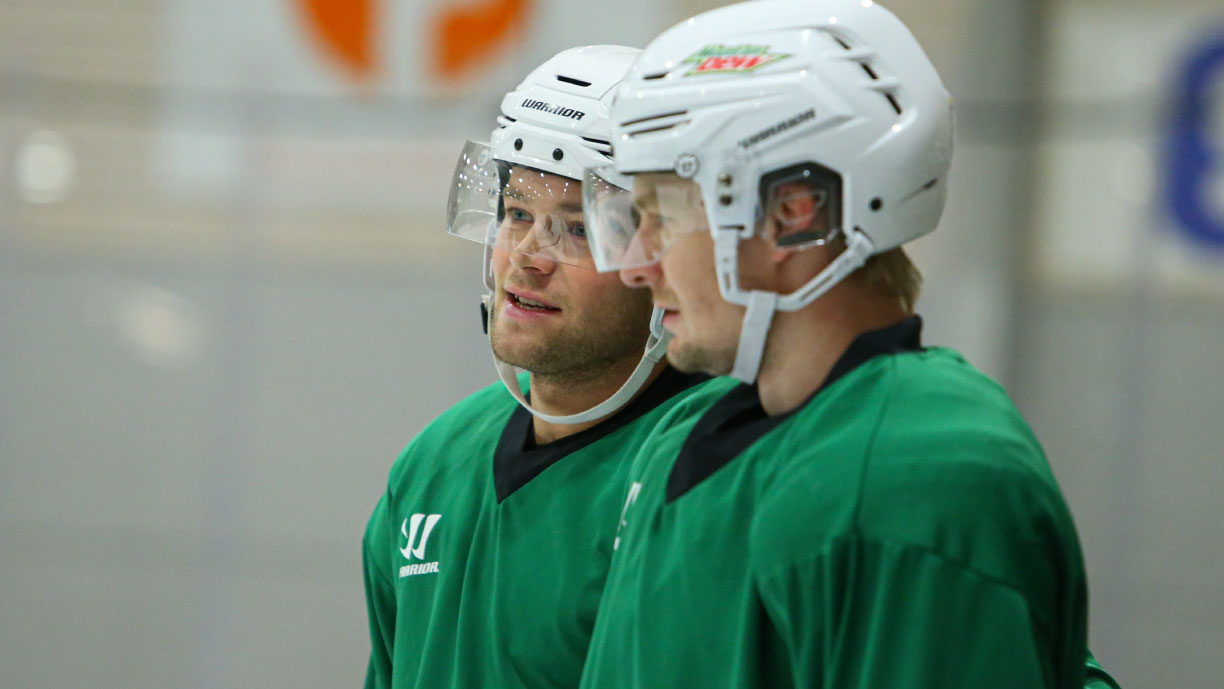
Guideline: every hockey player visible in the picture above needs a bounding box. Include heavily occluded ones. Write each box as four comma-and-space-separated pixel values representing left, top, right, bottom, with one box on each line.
579, 2, 1108, 687
361, 46, 713, 689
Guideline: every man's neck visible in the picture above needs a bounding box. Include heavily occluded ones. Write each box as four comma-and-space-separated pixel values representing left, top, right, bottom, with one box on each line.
756, 286, 907, 417
529, 358, 669, 445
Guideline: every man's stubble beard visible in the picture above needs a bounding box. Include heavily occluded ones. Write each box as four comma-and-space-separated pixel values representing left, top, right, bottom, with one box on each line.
488, 294, 655, 384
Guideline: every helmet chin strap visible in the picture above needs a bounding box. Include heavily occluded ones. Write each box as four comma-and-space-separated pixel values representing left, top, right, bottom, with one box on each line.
729, 291, 778, 383
481, 230, 497, 292
779, 228, 875, 311
484, 292, 671, 425
718, 226, 876, 384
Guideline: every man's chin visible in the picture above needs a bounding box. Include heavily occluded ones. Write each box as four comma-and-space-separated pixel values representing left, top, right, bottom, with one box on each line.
666, 339, 734, 377
490, 334, 544, 370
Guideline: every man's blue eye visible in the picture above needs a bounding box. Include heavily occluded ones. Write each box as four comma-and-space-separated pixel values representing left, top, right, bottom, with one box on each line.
508, 208, 532, 222
569, 223, 587, 239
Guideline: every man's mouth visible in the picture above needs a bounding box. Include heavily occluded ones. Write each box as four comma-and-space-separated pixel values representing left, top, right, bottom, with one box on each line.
506, 290, 561, 312
659, 305, 680, 327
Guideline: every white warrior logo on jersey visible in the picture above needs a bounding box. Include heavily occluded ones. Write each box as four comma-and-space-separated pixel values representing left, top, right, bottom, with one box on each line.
613, 482, 642, 551
399, 513, 442, 577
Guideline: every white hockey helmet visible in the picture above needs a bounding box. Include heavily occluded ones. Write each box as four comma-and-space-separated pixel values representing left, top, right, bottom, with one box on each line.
449, 45, 639, 275
446, 45, 669, 425
584, 0, 953, 382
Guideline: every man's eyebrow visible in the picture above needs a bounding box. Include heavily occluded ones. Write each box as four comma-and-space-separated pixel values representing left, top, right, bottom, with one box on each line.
502, 184, 582, 213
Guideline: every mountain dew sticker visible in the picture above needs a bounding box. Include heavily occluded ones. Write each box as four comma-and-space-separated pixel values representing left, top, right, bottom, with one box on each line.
682, 44, 790, 76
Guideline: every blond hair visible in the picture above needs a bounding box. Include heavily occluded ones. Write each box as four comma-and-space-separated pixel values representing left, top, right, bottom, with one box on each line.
859, 248, 922, 313
826, 233, 922, 313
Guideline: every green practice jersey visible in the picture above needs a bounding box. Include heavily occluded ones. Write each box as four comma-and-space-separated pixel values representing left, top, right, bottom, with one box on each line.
363, 367, 708, 689
1086, 650, 1121, 689
582, 318, 1090, 689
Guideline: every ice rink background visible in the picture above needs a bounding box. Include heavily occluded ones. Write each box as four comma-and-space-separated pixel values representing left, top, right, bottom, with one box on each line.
2, 0, 1222, 687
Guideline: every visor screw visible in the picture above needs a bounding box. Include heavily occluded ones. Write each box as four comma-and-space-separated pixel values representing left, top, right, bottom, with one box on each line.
552, 148, 564, 161
514, 138, 524, 151
719, 173, 733, 186
870, 197, 883, 211
719, 194, 734, 206
674, 153, 700, 179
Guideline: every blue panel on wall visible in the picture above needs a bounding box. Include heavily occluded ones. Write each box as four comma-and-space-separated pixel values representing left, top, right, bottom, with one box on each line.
1167, 30, 1224, 249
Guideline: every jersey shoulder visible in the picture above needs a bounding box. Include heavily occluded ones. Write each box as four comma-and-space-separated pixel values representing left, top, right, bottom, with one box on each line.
771, 346, 1053, 485
866, 346, 1056, 485
386, 380, 515, 489
752, 348, 1079, 588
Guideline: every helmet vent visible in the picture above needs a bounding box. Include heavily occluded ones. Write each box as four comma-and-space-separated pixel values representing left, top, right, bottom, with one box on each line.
643, 71, 669, 80
556, 74, 592, 87
823, 29, 904, 116
627, 122, 687, 138
621, 110, 689, 138
581, 136, 614, 158
621, 110, 687, 127
899, 177, 941, 204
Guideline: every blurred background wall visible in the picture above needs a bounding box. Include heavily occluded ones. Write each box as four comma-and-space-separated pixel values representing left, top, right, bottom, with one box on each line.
1, 0, 1221, 687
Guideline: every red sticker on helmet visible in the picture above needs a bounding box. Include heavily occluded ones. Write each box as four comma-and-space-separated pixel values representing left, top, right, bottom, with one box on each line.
681, 44, 790, 76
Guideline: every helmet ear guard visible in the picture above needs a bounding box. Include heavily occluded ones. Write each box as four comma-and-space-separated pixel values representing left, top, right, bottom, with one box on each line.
756, 162, 843, 250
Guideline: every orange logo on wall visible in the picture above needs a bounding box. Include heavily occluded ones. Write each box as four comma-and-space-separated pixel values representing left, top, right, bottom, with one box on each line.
295, 0, 378, 82
433, 0, 529, 80
293, 0, 531, 85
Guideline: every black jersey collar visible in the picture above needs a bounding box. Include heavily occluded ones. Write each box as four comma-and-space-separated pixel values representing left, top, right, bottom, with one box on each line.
494, 367, 709, 503
666, 316, 924, 502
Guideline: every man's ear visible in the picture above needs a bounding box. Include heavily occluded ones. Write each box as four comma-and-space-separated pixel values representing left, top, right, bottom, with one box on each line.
740, 223, 800, 267
763, 247, 793, 265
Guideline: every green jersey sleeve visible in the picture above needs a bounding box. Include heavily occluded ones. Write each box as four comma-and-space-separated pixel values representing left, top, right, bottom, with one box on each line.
362, 492, 396, 689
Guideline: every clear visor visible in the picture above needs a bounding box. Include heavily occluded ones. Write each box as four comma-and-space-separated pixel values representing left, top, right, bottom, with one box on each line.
583, 166, 709, 272
447, 140, 597, 268
583, 162, 842, 273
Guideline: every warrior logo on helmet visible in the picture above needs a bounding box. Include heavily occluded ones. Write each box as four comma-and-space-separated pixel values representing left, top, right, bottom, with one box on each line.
520, 98, 587, 121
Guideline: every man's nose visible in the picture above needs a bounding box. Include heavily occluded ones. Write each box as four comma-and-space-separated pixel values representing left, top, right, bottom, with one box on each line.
616, 221, 664, 288
619, 260, 660, 289
510, 241, 557, 273
509, 246, 558, 273
511, 217, 561, 250
504, 219, 557, 269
